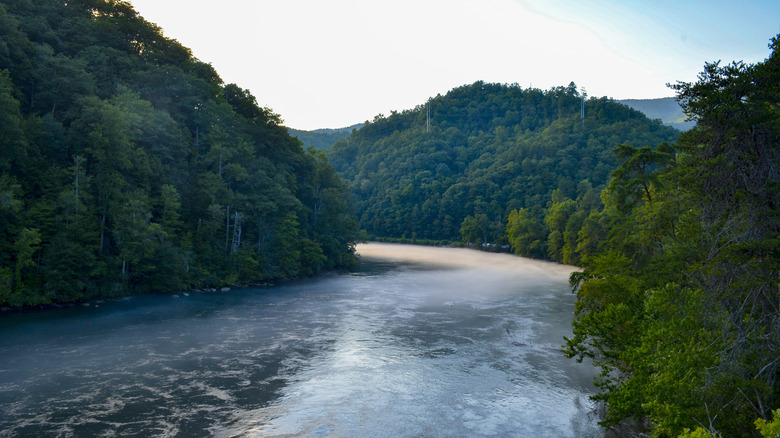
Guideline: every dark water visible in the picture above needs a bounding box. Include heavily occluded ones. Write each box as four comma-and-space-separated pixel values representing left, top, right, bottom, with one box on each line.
0, 243, 603, 437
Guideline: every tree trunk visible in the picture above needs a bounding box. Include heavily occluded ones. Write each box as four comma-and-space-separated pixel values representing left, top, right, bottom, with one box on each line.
225, 205, 230, 251
99, 214, 106, 253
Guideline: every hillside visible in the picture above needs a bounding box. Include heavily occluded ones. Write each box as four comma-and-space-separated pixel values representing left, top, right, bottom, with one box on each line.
619, 97, 694, 130
287, 124, 363, 150
292, 98, 689, 151
328, 81, 680, 246
565, 40, 779, 437
0, 0, 358, 307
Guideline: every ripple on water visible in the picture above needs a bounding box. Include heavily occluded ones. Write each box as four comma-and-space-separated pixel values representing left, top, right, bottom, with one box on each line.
0, 244, 601, 437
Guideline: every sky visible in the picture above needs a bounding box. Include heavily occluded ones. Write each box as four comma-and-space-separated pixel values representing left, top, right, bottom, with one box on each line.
128, 0, 780, 130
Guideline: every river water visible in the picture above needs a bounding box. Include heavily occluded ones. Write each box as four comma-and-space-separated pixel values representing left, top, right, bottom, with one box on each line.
0, 243, 604, 437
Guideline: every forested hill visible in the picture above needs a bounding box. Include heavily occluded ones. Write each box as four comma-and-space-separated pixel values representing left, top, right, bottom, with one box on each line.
288, 124, 363, 150
619, 97, 694, 131
328, 81, 680, 247
0, 0, 358, 308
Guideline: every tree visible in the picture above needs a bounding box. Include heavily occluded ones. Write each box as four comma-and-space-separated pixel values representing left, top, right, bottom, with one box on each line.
0, 174, 23, 305
544, 193, 577, 262
506, 208, 546, 258
0, 0, 359, 305
460, 213, 490, 246
606, 143, 674, 212
158, 184, 181, 239
0, 69, 26, 172
11, 228, 42, 305
566, 35, 780, 436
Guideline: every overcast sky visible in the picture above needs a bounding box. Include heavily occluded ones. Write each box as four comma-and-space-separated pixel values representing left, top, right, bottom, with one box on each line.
128, 0, 780, 130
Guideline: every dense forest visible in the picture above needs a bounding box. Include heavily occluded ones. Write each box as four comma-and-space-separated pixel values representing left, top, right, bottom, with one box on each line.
0, 0, 358, 308
292, 99, 685, 153
327, 81, 680, 265
563, 39, 780, 437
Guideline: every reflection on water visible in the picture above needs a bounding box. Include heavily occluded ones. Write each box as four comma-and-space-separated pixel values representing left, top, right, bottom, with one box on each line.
0, 243, 602, 437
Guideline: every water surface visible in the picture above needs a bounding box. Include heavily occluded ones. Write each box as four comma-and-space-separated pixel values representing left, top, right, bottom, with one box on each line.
0, 243, 602, 437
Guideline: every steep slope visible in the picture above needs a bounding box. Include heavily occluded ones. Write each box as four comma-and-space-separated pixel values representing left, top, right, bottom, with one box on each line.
0, 0, 358, 307
328, 81, 680, 242
566, 37, 780, 437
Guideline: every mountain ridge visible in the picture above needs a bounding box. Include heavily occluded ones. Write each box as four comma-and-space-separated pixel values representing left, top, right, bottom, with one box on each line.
287, 123, 363, 150
618, 97, 694, 130
290, 96, 691, 151
327, 81, 680, 244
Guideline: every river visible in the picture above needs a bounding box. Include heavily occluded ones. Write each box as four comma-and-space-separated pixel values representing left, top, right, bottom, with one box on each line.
0, 243, 604, 437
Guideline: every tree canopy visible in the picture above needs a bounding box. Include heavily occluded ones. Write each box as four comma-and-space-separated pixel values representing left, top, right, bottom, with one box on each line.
0, 0, 358, 307
563, 37, 780, 437
328, 80, 679, 257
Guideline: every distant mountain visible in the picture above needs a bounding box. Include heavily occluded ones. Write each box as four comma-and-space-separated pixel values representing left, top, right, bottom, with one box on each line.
328, 81, 680, 242
619, 97, 695, 131
288, 124, 364, 150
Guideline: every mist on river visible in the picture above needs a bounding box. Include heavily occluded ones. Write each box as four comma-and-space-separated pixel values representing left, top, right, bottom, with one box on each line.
215, 243, 600, 436
358, 242, 577, 282
0, 242, 602, 437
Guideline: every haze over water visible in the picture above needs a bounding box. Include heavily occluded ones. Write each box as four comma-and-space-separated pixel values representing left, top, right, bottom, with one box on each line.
0, 243, 603, 437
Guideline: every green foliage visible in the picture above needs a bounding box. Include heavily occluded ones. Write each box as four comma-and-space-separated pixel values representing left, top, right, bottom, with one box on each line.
564, 35, 780, 437
0, 69, 26, 172
328, 81, 679, 247
680, 410, 780, 438
678, 427, 720, 438
0, 0, 359, 307
544, 196, 577, 262
755, 409, 780, 438
460, 213, 491, 246
506, 207, 546, 258
607, 142, 675, 212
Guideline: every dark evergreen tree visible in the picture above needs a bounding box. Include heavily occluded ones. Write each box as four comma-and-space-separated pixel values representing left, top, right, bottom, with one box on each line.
564, 36, 780, 437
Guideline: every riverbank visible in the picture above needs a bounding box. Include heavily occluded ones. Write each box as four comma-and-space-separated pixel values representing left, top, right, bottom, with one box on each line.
0, 266, 346, 315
